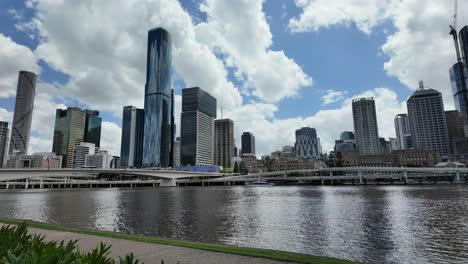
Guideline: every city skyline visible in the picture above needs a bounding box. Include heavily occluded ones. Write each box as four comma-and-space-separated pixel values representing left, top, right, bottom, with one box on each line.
1, 1, 468, 157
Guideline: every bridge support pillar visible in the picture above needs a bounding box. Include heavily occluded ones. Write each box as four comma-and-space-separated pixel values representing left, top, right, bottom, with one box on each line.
25, 179, 29, 189
403, 171, 408, 184
6, 181, 9, 189
160, 178, 176, 187
454, 172, 461, 183
329, 172, 333, 177
40, 179, 43, 189
358, 172, 363, 185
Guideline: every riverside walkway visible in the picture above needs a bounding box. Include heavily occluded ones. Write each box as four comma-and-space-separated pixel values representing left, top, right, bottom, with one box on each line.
0, 219, 352, 264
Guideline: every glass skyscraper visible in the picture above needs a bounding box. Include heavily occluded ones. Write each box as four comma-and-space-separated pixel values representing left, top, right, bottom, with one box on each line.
0, 121, 8, 167
241, 132, 255, 155
143, 27, 174, 168
352, 97, 380, 155
9, 71, 37, 155
120, 106, 144, 168
181, 87, 217, 166
294, 127, 320, 158
450, 26, 468, 121
84, 110, 102, 147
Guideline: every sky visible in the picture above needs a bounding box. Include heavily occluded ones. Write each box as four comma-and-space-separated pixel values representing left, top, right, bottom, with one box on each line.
0, 0, 466, 157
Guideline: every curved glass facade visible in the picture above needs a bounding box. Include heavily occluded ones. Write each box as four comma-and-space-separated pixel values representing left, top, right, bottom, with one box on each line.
9, 71, 37, 155
143, 27, 174, 168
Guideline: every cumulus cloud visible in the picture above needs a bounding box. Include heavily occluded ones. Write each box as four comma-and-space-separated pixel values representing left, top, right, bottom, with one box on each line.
321, 89, 348, 105
100, 121, 122, 157
0, 34, 40, 98
196, 0, 312, 102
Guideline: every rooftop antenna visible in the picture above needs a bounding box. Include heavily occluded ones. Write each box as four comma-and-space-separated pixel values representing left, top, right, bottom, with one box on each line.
418, 80, 424, 90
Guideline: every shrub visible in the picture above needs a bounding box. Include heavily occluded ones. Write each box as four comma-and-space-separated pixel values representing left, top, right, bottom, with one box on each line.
0, 223, 141, 264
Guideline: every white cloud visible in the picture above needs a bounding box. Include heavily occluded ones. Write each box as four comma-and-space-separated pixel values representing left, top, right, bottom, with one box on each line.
0, 34, 40, 98
196, 0, 312, 102
321, 89, 348, 105
0, 108, 13, 125
100, 121, 122, 156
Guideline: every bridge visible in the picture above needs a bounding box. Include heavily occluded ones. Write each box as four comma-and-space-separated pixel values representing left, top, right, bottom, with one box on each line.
0, 166, 467, 189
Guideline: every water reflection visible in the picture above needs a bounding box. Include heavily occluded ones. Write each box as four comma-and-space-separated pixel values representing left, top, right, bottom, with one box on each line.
1, 185, 468, 263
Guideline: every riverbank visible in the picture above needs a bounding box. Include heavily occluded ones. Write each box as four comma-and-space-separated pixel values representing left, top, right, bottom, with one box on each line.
0, 218, 353, 264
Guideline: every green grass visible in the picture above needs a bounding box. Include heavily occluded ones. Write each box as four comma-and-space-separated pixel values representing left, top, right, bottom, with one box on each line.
0, 218, 354, 264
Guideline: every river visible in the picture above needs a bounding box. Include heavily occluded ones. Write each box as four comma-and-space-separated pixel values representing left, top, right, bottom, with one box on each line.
0, 185, 467, 263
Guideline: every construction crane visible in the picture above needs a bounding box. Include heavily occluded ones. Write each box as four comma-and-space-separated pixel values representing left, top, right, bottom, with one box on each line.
450, 0, 468, 119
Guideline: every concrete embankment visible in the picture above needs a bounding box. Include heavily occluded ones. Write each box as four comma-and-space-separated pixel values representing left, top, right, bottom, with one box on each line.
0, 218, 353, 264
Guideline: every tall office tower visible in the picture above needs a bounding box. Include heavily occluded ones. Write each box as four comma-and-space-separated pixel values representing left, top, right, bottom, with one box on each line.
340, 131, 354, 140
52, 107, 87, 168
379, 138, 390, 154
352, 97, 380, 155
450, 26, 468, 120
394, 114, 412, 150
0, 121, 8, 167
173, 137, 181, 167
73, 142, 96, 168
460, 26, 468, 66
9, 71, 37, 155
143, 27, 174, 168
241, 132, 255, 155
407, 81, 449, 156
84, 110, 102, 147
214, 119, 234, 168
180, 87, 217, 166
233, 145, 238, 157
445, 110, 468, 154
120, 106, 144, 168
294, 127, 320, 158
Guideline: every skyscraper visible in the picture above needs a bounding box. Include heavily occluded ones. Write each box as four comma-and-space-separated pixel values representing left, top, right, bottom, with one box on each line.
445, 110, 468, 155
143, 27, 174, 168
241, 132, 255, 155
352, 97, 380, 155
460, 26, 468, 66
181, 87, 217, 166
450, 26, 468, 121
52, 107, 100, 168
407, 81, 449, 156
120, 106, 144, 168
394, 114, 412, 150
84, 110, 102, 147
214, 119, 234, 168
73, 142, 96, 168
173, 137, 181, 167
340, 131, 354, 140
294, 127, 320, 158
9, 71, 37, 155
0, 121, 8, 167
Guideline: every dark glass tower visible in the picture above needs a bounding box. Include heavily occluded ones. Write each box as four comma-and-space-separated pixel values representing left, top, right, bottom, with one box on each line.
451, 26, 468, 121
241, 132, 255, 155
84, 110, 102, 147
143, 27, 174, 168
294, 127, 319, 158
9, 71, 37, 155
120, 106, 144, 168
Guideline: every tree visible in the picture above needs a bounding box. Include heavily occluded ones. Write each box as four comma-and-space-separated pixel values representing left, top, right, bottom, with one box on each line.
262, 156, 276, 172
327, 151, 335, 167
335, 151, 344, 167
233, 162, 239, 173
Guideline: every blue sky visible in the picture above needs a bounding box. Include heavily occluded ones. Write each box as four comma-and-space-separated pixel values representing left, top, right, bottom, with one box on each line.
0, 0, 464, 156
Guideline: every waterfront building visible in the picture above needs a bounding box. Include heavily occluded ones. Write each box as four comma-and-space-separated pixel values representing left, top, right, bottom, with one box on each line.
248, 157, 324, 173
0, 121, 8, 167
352, 98, 380, 155
52, 107, 101, 168
9, 71, 37, 155
281, 145, 294, 158
110, 156, 121, 168
6, 152, 62, 169
214, 119, 234, 168
407, 81, 449, 156
84, 110, 102, 147
445, 110, 468, 155
173, 137, 181, 167
233, 145, 238, 157
379, 138, 390, 154
73, 142, 96, 168
143, 27, 175, 168
241, 132, 255, 155
85, 150, 112, 169
294, 127, 319, 158
394, 114, 412, 150
340, 131, 354, 140
389, 138, 398, 152
120, 106, 144, 168
181, 87, 217, 166
240, 153, 257, 173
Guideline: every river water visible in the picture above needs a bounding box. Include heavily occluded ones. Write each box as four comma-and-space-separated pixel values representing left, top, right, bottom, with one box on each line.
0, 185, 467, 263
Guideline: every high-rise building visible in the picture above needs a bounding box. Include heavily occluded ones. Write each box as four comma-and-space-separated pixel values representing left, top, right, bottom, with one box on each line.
460, 26, 468, 66
214, 119, 234, 168
340, 131, 354, 140
394, 114, 412, 150
73, 142, 96, 168
407, 81, 449, 156
84, 110, 102, 147
445, 110, 468, 155
120, 106, 144, 168
233, 145, 238, 157
0, 121, 8, 167
450, 26, 468, 121
173, 137, 181, 167
389, 138, 398, 152
9, 71, 37, 155
86, 150, 112, 169
352, 97, 380, 155
241, 132, 255, 155
379, 137, 390, 154
181, 87, 217, 166
143, 27, 174, 168
52, 107, 87, 168
294, 127, 320, 158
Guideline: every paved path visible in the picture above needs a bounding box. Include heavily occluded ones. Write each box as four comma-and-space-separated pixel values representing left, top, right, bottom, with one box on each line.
25, 227, 295, 264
